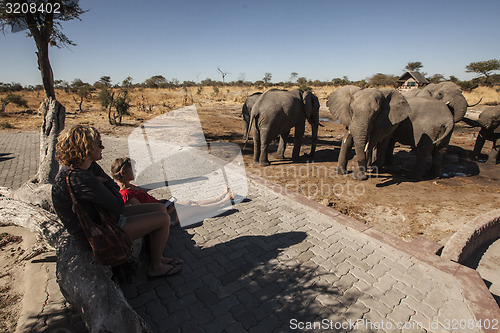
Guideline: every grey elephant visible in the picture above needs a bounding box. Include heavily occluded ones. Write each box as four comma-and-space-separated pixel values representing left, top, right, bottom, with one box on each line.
382, 96, 455, 179
241, 92, 262, 139
463, 106, 500, 164
402, 82, 479, 123
384, 81, 480, 179
326, 86, 411, 180
247, 89, 320, 166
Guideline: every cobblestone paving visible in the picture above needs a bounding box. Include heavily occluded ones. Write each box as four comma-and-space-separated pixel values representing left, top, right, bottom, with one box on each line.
0, 131, 39, 189
122, 180, 481, 333
1, 131, 497, 333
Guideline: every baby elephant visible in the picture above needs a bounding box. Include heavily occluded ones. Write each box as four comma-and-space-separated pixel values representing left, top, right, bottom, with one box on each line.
463, 106, 500, 164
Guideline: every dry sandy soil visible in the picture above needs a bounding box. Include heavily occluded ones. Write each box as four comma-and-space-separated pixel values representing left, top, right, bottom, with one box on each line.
0, 87, 499, 330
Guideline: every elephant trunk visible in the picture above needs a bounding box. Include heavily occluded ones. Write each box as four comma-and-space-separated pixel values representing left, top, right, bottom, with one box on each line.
448, 95, 468, 123
350, 123, 370, 180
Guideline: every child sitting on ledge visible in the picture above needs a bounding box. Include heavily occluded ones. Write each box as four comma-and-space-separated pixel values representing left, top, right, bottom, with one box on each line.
111, 157, 234, 226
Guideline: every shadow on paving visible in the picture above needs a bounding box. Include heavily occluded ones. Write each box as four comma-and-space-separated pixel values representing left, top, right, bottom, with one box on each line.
0, 152, 14, 163
121, 227, 369, 332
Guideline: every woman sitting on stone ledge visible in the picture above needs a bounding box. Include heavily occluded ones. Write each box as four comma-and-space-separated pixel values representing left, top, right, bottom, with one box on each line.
51, 125, 182, 278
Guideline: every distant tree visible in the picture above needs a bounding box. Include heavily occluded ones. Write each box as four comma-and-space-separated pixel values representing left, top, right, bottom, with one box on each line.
290, 72, 298, 82
121, 76, 133, 89
331, 76, 351, 86
428, 74, 445, 84
0, 82, 23, 92
355, 79, 368, 88
201, 78, 215, 86
448, 75, 459, 83
296, 77, 307, 86
70, 79, 93, 112
144, 75, 166, 88
368, 73, 398, 87
97, 79, 130, 126
0, 93, 28, 113
93, 75, 112, 90
405, 61, 423, 72
263, 73, 272, 84
465, 59, 500, 84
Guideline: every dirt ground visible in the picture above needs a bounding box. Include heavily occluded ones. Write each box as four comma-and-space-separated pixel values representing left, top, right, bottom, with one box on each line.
0, 227, 37, 333
1, 91, 499, 331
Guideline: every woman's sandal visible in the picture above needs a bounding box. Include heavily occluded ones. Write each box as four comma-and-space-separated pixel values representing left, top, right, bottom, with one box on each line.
161, 257, 183, 265
147, 264, 182, 280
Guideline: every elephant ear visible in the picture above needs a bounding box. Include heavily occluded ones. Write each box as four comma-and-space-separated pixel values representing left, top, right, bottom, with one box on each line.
380, 89, 411, 125
303, 91, 319, 123
326, 85, 361, 126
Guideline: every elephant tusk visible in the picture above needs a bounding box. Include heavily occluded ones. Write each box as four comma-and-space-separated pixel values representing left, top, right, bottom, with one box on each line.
364, 142, 370, 153
318, 122, 325, 127
467, 97, 482, 107
446, 101, 451, 105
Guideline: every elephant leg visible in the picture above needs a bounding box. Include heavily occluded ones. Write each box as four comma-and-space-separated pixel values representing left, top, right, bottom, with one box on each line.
259, 141, 271, 166
430, 134, 451, 178
276, 130, 290, 160
473, 129, 487, 159
292, 122, 305, 161
384, 138, 396, 166
374, 138, 391, 171
252, 124, 261, 164
486, 138, 499, 164
336, 131, 353, 175
429, 147, 445, 178
411, 145, 432, 180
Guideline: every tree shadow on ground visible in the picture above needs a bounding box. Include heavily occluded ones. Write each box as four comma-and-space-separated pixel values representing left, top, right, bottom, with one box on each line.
121, 226, 369, 332
0, 153, 14, 163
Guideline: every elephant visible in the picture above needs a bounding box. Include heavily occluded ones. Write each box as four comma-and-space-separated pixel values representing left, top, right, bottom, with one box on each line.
381, 96, 455, 179
462, 106, 500, 164
241, 92, 262, 139
326, 86, 411, 180
402, 81, 479, 123
246, 89, 320, 166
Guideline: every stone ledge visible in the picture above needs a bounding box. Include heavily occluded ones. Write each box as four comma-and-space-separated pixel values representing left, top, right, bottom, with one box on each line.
441, 209, 500, 263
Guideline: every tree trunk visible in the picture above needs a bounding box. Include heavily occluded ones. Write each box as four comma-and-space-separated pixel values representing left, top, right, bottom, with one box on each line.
32, 97, 65, 185
36, 42, 56, 100
0, 196, 151, 333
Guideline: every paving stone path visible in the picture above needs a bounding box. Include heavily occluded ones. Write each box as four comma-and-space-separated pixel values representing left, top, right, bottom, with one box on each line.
1, 131, 499, 333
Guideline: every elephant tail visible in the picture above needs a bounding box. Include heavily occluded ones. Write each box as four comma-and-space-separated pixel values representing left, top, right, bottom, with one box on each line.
243, 114, 255, 151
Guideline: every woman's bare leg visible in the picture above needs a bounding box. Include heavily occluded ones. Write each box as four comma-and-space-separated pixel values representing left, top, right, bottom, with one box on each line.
123, 211, 179, 276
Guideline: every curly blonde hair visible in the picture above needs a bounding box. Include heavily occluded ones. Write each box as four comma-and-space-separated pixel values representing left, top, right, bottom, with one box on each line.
111, 157, 131, 181
55, 125, 101, 167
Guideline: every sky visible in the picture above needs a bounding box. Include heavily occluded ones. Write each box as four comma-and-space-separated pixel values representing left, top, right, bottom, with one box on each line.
1, 0, 500, 86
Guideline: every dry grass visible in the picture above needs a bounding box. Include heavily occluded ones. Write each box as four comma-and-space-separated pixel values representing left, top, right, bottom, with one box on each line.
0, 85, 498, 133
463, 86, 500, 105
